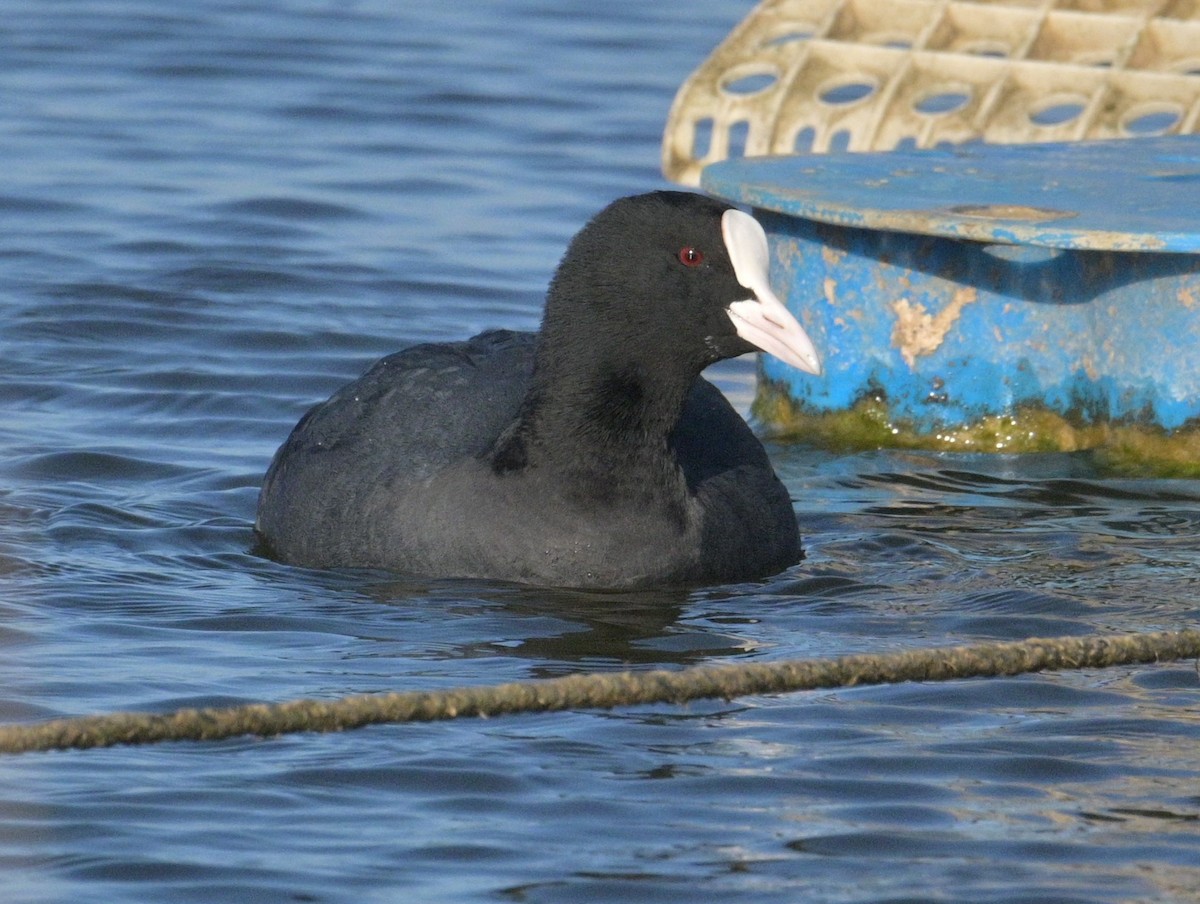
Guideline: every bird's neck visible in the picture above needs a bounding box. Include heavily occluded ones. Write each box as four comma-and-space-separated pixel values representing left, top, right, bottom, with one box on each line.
489, 338, 696, 499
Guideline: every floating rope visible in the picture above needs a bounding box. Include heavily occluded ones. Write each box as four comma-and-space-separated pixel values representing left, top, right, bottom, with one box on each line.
1, 628, 1196, 755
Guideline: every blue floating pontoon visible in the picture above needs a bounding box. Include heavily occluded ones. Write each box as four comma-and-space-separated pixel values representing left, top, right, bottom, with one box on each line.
702, 135, 1200, 466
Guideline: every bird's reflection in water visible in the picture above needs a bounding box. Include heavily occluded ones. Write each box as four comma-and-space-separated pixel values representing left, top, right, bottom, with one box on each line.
361, 576, 757, 677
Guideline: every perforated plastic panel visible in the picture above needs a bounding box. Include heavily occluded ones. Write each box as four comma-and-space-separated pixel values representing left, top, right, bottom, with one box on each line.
663, 0, 1200, 185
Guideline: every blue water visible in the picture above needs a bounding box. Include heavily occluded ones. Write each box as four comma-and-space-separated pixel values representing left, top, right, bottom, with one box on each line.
3, 2, 1199, 902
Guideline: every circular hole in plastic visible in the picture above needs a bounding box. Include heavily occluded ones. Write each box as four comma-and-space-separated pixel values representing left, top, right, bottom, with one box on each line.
1074, 51, 1114, 68
1028, 96, 1087, 127
792, 126, 816, 153
817, 77, 877, 106
1122, 103, 1182, 136
720, 66, 780, 97
913, 87, 971, 116
962, 39, 1008, 58
763, 24, 817, 47
691, 117, 714, 159
728, 120, 751, 156
863, 31, 912, 48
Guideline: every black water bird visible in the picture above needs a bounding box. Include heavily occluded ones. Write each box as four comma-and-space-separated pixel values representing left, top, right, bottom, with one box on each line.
256, 192, 821, 589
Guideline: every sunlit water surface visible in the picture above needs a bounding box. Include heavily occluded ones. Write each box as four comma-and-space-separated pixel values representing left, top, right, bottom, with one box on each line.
2, 2, 1199, 902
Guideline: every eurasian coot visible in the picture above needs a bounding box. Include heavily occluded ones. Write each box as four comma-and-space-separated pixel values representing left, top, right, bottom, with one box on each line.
256, 192, 820, 589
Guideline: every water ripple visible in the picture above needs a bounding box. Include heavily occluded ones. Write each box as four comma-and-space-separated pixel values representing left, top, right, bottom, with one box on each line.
1, 1, 1197, 902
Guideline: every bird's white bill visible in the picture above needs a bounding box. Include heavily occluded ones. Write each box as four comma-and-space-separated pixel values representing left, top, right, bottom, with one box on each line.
721, 208, 821, 375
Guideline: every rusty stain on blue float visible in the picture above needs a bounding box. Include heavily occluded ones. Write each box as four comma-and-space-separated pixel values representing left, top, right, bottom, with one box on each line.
701, 135, 1200, 434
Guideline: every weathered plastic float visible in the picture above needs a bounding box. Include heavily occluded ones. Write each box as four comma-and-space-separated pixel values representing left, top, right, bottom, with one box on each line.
664, 0, 1200, 473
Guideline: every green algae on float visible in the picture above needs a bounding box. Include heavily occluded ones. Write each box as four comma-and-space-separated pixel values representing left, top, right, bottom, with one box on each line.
753, 380, 1200, 479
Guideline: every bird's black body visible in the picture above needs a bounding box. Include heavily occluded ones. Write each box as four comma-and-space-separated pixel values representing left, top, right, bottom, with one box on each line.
256, 192, 810, 589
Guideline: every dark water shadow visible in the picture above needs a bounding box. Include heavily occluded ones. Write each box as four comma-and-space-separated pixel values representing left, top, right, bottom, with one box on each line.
355, 575, 744, 675
250, 525, 764, 672
790, 216, 1200, 306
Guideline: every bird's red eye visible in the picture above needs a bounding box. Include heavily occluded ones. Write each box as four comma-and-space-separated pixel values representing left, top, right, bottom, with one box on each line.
678, 246, 704, 267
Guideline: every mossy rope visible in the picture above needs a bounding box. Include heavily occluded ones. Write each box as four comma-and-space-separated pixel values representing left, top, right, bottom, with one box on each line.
2, 628, 1196, 755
